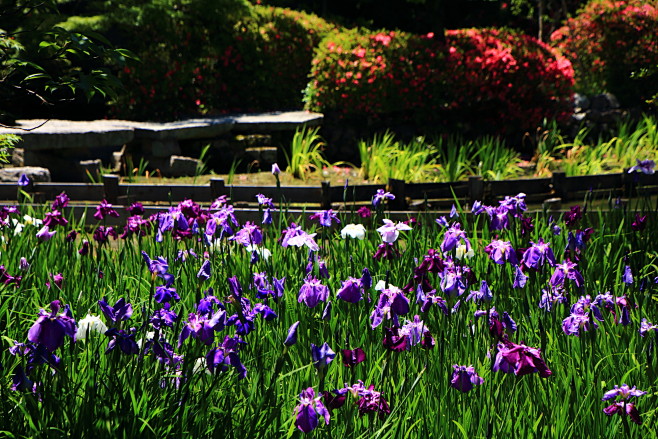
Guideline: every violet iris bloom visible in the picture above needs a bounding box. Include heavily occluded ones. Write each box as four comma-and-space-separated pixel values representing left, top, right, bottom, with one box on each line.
309, 209, 340, 227
493, 340, 552, 378
628, 159, 655, 175
350, 382, 391, 417
98, 297, 133, 324
370, 285, 410, 328
178, 310, 226, 347
602, 384, 646, 425
52, 192, 70, 210
17, 173, 30, 186
522, 238, 556, 269
631, 213, 647, 232
284, 321, 300, 346
342, 348, 366, 367
450, 365, 485, 393
104, 328, 139, 355
154, 285, 180, 304
294, 387, 331, 433
36, 225, 56, 241
197, 259, 211, 281
150, 303, 178, 330
639, 318, 658, 337
484, 239, 518, 265
372, 189, 395, 207
27, 300, 77, 352
376, 219, 411, 243
623, 265, 633, 284
206, 336, 247, 379
298, 277, 330, 308
93, 199, 120, 220
43, 210, 69, 228
538, 288, 567, 312
311, 342, 336, 371
336, 277, 364, 303
231, 221, 263, 246
513, 266, 528, 288
465, 280, 493, 303
141, 251, 174, 285
440, 222, 471, 253
550, 260, 584, 289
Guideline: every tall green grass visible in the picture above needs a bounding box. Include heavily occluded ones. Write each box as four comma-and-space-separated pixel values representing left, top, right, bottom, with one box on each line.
0, 189, 657, 438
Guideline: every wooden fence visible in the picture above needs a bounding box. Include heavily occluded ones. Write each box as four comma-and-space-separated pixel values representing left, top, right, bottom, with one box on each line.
2, 171, 657, 212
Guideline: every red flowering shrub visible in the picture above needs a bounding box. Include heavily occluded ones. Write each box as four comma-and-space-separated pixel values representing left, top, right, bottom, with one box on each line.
550, 0, 658, 107
305, 28, 574, 136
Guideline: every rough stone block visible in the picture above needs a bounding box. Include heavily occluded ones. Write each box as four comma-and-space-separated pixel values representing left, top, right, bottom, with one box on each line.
168, 155, 200, 177
0, 166, 51, 183
78, 159, 103, 183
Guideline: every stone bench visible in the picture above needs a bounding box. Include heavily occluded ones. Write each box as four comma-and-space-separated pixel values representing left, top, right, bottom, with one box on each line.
0, 111, 323, 180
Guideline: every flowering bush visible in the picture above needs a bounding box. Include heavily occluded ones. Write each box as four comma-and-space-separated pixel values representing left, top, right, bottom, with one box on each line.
550, 0, 658, 107
106, 4, 337, 120
304, 28, 574, 136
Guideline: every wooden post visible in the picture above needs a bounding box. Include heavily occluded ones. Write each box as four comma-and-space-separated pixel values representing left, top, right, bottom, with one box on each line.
210, 178, 226, 200
621, 168, 633, 198
103, 174, 120, 204
321, 181, 332, 210
468, 176, 484, 205
387, 178, 406, 210
551, 171, 567, 201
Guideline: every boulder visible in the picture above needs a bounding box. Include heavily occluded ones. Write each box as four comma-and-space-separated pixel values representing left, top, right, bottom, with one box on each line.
0, 166, 51, 183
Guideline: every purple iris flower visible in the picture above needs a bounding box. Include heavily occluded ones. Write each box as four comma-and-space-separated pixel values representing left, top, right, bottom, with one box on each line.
631, 213, 647, 232
639, 318, 658, 337
93, 199, 120, 221
539, 288, 567, 312
311, 342, 336, 371
197, 289, 224, 316
398, 315, 431, 349
27, 300, 77, 352
298, 276, 330, 308
154, 284, 180, 304
98, 297, 133, 324
450, 365, 485, 393
372, 189, 395, 207
36, 225, 56, 241
206, 336, 247, 379
309, 209, 340, 227
562, 312, 597, 336
370, 285, 410, 328
9, 341, 61, 374
51, 192, 70, 210
43, 210, 69, 228
11, 366, 35, 392
628, 159, 655, 175
197, 259, 211, 281
336, 277, 364, 303
361, 267, 372, 290
104, 328, 139, 355
341, 347, 366, 367
623, 265, 633, 284
602, 384, 647, 425
550, 260, 584, 289
294, 387, 331, 433
17, 173, 30, 187
178, 310, 226, 347
499, 192, 527, 216
440, 223, 471, 253
280, 222, 304, 247
321, 301, 332, 320
373, 242, 401, 260
357, 206, 372, 218
141, 251, 174, 285
602, 384, 646, 401
465, 280, 493, 303
522, 238, 556, 270
439, 262, 471, 297
489, 206, 511, 231
513, 266, 528, 288
493, 340, 552, 378
284, 321, 300, 346
127, 202, 144, 216
231, 221, 263, 246
150, 303, 178, 330
484, 239, 518, 265
416, 287, 449, 315
286, 230, 320, 251
564, 205, 583, 227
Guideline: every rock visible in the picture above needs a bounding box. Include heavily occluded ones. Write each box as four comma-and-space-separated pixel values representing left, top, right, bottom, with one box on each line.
78, 159, 103, 183
0, 166, 51, 183
573, 93, 590, 112
590, 93, 620, 112
168, 155, 199, 177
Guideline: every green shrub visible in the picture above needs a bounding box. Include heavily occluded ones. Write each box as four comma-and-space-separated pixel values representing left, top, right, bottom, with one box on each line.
550, 0, 658, 107
304, 27, 574, 136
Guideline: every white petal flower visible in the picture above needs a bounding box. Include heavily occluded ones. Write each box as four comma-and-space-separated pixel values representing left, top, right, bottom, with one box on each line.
75, 314, 108, 340
340, 224, 366, 240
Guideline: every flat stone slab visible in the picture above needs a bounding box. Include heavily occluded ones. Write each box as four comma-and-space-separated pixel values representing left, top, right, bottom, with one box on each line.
120, 117, 235, 140
0, 111, 323, 149
231, 111, 323, 132
0, 120, 135, 150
